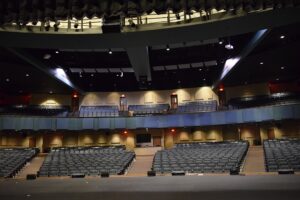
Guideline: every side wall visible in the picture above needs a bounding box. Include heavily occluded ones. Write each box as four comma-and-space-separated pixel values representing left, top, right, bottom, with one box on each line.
2, 121, 299, 150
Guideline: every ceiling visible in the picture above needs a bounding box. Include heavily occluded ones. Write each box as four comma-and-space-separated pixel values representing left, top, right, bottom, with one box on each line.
222, 22, 300, 86
0, 22, 299, 95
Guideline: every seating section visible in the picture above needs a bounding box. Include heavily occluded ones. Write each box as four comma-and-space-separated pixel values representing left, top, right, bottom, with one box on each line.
79, 106, 119, 117
0, 105, 70, 117
0, 148, 39, 178
38, 146, 135, 177
152, 141, 248, 173
128, 104, 169, 116
264, 139, 300, 172
176, 100, 217, 113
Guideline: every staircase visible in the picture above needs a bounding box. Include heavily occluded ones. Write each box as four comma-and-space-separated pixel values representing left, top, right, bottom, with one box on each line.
126, 155, 154, 176
243, 146, 266, 174
16, 154, 45, 178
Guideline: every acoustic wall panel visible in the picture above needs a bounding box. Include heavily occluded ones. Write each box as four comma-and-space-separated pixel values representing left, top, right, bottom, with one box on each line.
33, 118, 55, 130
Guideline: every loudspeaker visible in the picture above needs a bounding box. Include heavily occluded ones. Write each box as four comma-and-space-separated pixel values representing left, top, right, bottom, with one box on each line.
102, 16, 121, 33
101, 172, 110, 178
26, 174, 36, 180
278, 169, 294, 175
171, 171, 185, 176
71, 173, 85, 178
147, 171, 156, 177
230, 168, 240, 175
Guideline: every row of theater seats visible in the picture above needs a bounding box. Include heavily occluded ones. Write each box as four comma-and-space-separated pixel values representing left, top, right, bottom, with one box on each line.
176, 100, 218, 113
38, 146, 135, 177
264, 139, 300, 172
152, 141, 248, 174
0, 105, 70, 117
0, 148, 39, 178
128, 104, 169, 116
79, 106, 119, 117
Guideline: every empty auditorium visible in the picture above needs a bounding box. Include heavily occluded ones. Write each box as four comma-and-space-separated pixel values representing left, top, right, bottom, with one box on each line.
1, 1, 300, 200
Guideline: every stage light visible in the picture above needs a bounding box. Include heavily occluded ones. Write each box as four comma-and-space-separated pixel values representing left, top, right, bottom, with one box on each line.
74, 20, 79, 29
54, 21, 60, 32
128, 18, 136, 27
44, 20, 50, 31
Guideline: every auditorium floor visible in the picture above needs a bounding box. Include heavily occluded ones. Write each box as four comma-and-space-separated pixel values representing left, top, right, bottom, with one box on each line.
0, 175, 300, 200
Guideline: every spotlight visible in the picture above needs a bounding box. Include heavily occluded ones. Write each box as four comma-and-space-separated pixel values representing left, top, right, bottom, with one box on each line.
74, 20, 79, 29
175, 13, 180, 20
32, 21, 38, 26
54, 21, 60, 32
128, 18, 136, 27
44, 20, 50, 31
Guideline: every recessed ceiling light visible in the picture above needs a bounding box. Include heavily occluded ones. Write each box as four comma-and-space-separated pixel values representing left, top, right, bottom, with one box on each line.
5, 78, 10, 82
225, 44, 234, 50
166, 45, 170, 51
26, 73, 29, 77
260, 62, 264, 65
280, 35, 285, 39
43, 54, 51, 60
281, 66, 285, 70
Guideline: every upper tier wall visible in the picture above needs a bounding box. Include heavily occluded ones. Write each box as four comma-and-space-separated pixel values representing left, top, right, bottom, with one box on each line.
29, 84, 270, 107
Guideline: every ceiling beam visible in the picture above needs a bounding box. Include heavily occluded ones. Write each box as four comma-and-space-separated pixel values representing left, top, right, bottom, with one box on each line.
6, 48, 84, 94
0, 8, 300, 49
126, 46, 152, 82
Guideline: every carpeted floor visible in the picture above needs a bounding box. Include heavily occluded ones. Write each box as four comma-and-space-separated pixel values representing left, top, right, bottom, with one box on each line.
0, 175, 300, 200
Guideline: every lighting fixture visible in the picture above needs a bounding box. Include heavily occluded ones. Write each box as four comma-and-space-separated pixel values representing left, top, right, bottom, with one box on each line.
280, 35, 285, 39
74, 20, 79, 29
225, 43, 234, 50
44, 20, 50, 31
260, 62, 264, 65
26, 73, 29, 77
166, 45, 170, 51
108, 49, 113, 54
